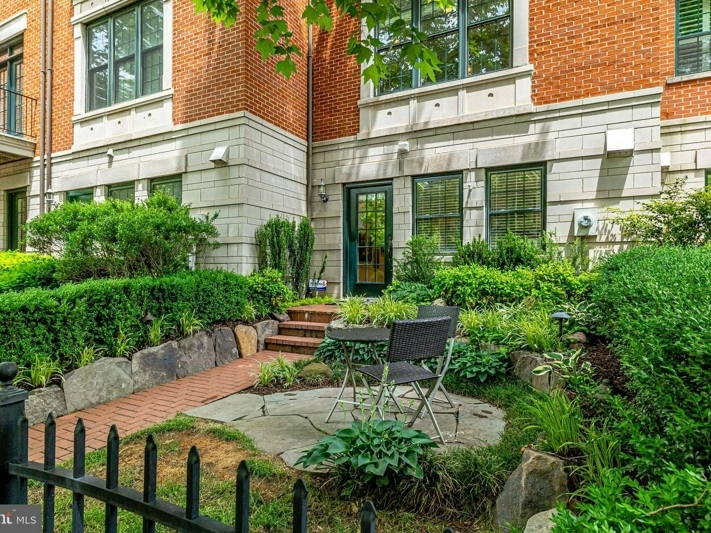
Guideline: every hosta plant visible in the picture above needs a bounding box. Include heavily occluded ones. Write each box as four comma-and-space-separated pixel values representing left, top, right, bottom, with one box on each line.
296, 419, 438, 491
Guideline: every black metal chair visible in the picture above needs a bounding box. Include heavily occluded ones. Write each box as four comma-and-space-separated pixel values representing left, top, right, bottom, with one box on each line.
355, 316, 452, 442
416, 305, 460, 407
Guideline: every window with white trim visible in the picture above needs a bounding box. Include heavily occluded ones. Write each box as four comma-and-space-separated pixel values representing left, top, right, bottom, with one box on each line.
487, 166, 544, 245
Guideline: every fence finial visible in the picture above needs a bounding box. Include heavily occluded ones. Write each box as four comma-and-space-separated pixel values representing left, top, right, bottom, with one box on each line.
0, 361, 18, 387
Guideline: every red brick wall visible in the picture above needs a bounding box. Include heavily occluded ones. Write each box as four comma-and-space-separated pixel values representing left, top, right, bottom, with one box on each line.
0, 0, 73, 154
530, 0, 662, 105
659, 1, 711, 120
172, 0, 308, 139
312, 10, 360, 142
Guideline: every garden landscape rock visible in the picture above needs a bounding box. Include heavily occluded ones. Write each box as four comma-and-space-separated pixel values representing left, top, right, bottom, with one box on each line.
510, 351, 562, 393
496, 449, 568, 532
214, 327, 240, 365
254, 320, 279, 351
234, 325, 258, 357
132, 342, 179, 392
524, 509, 557, 533
297, 362, 332, 379
270, 312, 290, 322
25, 385, 68, 426
177, 331, 215, 378
64, 357, 133, 412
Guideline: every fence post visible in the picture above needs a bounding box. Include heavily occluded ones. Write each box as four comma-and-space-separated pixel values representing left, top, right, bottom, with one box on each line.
0, 362, 29, 504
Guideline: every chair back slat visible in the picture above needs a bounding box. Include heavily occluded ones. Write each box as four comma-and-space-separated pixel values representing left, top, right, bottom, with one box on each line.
416, 305, 460, 339
387, 317, 451, 363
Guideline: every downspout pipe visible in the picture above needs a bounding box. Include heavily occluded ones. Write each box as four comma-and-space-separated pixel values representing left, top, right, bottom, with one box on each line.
46, 0, 54, 211
38, 0, 46, 215
306, 24, 313, 220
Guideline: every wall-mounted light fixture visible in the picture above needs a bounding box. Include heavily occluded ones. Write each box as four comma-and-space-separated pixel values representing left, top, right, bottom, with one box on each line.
44, 188, 58, 208
318, 180, 329, 202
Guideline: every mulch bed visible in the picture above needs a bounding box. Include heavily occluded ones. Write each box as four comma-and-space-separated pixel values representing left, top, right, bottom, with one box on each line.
240, 376, 341, 396
580, 340, 631, 397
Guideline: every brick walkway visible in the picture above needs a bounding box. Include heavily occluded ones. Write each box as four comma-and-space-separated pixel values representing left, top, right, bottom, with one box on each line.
28, 351, 307, 463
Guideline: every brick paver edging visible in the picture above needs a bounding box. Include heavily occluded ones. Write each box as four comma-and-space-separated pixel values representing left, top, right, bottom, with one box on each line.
28, 351, 308, 462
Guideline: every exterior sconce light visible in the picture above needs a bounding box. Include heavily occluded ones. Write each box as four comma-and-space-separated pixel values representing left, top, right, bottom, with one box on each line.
44, 188, 58, 208
551, 310, 571, 339
318, 180, 329, 202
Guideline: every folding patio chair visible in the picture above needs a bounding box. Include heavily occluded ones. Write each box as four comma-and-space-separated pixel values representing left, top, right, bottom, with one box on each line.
355, 316, 452, 443
416, 305, 460, 408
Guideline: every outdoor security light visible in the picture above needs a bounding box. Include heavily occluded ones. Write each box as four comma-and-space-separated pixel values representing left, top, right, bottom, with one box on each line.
318, 180, 329, 202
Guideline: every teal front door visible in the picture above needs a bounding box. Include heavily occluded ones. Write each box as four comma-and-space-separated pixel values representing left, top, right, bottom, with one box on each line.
8, 189, 27, 251
345, 182, 393, 296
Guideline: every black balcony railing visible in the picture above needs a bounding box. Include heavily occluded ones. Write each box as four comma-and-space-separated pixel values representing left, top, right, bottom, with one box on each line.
0, 86, 37, 140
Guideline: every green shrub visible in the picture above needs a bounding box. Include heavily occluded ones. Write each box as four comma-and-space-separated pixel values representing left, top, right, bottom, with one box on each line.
314, 337, 386, 365
0, 251, 58, 292
393, 235, 442, 285
296, 419, 438, 492
448, 344, 508, 383
0, 269, 251, 369
451, 237, 493, 267
24, 192, 220, 282
336, 296, 369, 325
255, 216, 315, 298
382, 281, 435, 304
590, 246, 711, 477
14, 355, 64, 388
552, 466, 711, 532
247, 268, 295, 318
525, 390, 583, 455
451, 232, 563, 271
255, 354, 299, 388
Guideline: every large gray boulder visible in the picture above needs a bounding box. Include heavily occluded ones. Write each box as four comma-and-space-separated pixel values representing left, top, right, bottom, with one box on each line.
524, 509, 558, 533
25, 385, 68, 425
496, 449, 568, 532
132, 342, 179, 392
510, 351, 562, 393
64, 357, 133, 412
177, 331, 215, 378
235, 325, 258, 357
214, 327, 240, 365
254, 320, 279, 351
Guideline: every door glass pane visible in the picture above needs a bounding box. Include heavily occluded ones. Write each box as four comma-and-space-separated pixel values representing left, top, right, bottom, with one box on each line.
356, 192, 386, 284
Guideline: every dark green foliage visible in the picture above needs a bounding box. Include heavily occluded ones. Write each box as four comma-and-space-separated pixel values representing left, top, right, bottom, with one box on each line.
448, 343, 508, 383
255, 216, 315, 298
0, 270, 250, 369
313, 336, 386, 365
451, 237, 492, 267
609, 177, 711, 246
0, 252, 58, 292
247, 268, 295, 318
296, 419, 438, 491
590, 246, 711, 477
393, 235, 442, 285
552, 466, 711, 532
432, 261, 597, 308
382, 281, 435, 304
24, 192, 220, 282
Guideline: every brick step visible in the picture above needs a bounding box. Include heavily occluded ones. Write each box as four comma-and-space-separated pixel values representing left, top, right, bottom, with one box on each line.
278, 321, 327, 338
265, 335, 323, 356
286, 305, 338, 324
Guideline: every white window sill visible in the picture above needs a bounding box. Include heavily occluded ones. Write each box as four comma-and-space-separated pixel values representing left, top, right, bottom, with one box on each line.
358, 64, 533, 107
667, 71, 711, 85
72, 89, 173, 123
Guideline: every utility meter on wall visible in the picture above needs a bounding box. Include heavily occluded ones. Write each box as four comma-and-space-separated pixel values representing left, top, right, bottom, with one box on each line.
574, 208, 598, 237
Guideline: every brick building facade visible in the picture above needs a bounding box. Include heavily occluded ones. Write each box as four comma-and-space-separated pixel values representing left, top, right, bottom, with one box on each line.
1, 0, 710, 295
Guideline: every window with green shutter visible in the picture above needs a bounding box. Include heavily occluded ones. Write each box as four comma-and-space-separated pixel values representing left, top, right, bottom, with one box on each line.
150, 177, 182, 203
413, 175, 462, 253
376, 0, 510, 94
107, 183, 135, 201
487, 166, 544, 245
677, 0, 711, 76
67, 188, 94, 203
86, 0, 164, 111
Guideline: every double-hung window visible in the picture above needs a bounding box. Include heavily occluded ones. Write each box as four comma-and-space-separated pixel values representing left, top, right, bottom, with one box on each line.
487, 166, 544, 245
108, 183, 136, 201
413, 175, 462, 253
677, 0, 711, 75
376, 0, 511, 94
0, 41, 24, 137
151, 176, 182, 203
87, 0, 164, 111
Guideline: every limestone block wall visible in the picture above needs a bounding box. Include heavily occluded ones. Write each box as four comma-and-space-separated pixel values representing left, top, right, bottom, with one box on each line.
0, 111, 307, 272
311, 87, 665, 297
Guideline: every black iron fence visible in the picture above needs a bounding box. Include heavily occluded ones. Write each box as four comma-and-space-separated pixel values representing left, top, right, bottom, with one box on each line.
0, 362, 454, 532
0, 86, 37, 139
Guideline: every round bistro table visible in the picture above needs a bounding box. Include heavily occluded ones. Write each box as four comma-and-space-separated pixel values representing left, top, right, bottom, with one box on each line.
324, 327, 390, 422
